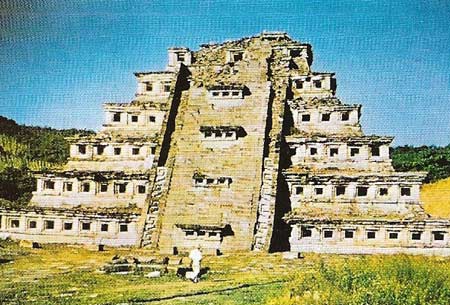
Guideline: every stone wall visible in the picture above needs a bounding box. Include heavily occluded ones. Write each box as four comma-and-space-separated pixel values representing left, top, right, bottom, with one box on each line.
140, 166, 167, 247
288, 219, 450, 255
0, 208, 141, 246
31, 172, 150, 209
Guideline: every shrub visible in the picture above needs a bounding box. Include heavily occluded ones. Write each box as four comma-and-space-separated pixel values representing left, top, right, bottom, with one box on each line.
392, 145, 450, 182
0, 167, 35, 205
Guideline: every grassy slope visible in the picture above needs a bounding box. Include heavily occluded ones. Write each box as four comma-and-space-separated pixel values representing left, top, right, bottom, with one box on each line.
0, 116, 94, 206
0, 115, 93, 171
421, 177, 450, 218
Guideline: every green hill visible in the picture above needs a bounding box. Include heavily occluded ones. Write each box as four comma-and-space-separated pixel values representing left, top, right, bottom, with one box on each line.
0, 116, 94, 207
0, 116, 94, 167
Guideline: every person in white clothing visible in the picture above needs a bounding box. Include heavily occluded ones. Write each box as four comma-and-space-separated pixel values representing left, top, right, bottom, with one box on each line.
186, 246, 202, 283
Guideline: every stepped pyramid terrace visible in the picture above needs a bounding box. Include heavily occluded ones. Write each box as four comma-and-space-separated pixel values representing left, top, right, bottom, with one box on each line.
0, 32, 449, 255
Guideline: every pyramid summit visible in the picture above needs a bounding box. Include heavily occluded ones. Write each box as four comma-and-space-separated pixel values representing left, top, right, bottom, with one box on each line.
1, 33, 449, 255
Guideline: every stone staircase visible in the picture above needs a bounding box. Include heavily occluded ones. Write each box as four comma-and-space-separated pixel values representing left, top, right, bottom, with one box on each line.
253, 48, 293, 250
155, 59, 276, 253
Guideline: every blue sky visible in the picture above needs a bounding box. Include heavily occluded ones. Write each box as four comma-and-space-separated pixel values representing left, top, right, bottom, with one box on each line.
0, 0, 449, 146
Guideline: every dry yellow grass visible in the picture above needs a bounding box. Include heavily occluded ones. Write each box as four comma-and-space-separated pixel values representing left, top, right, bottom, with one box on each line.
421, 177, 450, 218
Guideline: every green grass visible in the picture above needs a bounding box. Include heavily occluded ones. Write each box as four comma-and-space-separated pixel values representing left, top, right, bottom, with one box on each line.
156, 282, 285, 305
268, 255, 450, 305
0, 241, 449, 305
0, 241, 297, 305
